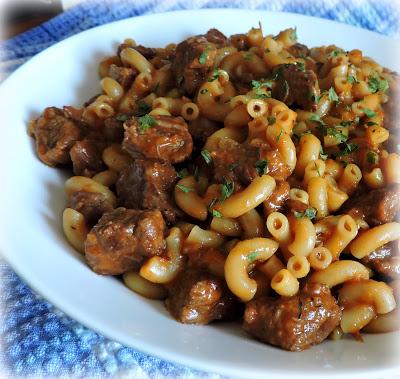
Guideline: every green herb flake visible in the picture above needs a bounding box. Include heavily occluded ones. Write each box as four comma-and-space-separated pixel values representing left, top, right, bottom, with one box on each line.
276, 130, 283, 142
244, 52, 253, 61
296, 61, 305, 71
247, 252, 258, 262
208, 68, 221, 82
368, 74, 389, 93
367, 151, 378, 164
314, 161, 321, 177
251, 80, 272, 99
200, 88, 209, 94
176, 184, 194, 193
326, 127, 348, 143
328, 87, 339, 103
220, 178, 234, 202
309, 114, 325, 125
138, 114, 157, 133
267, 116, 276, 125
201, 150, 213, 165
199, 46, 211, 65
212, 209, 222, 218
363, 108, 377, 118
116, 114, 129, 122
177, 168, 189, 178
366, 121, 378, 126
254, 92, 271, 99
255, 159, 268, 176
294, 208, 316, 220
329, 49, 341, 57
347, 75, 359, 84
336, 142, 359, 157
340, 120, 352, 127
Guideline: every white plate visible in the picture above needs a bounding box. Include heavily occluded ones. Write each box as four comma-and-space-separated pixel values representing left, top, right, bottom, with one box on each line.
0, 9, 399, 378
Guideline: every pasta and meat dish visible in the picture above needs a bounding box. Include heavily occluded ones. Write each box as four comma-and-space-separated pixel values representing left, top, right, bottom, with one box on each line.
28, 25, 400, 351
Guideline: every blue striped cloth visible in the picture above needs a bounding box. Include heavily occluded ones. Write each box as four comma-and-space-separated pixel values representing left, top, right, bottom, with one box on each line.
0, 1, 398, 377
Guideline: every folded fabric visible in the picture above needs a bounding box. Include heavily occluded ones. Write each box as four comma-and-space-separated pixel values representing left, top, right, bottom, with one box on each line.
0, 1, 398, 378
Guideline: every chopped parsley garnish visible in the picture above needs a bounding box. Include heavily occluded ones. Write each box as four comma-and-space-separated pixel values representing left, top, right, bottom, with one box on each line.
290, 27, 298, 42
340, 120, 352, 127
212, 209, 222, 218
116, 114, 129, 122
294, 208, 316, 220
328, 87, 339, 103
363, 108, 376, 118
255, 159, 268, 176
267, 116, 276, 125
137, 100, 151, 115
276, 130, 283, 142
368, 74, 389, 93
320, 146, 328, 160
367, 151, 378, 164
247, 252, 258, 262
201, 150, 213, 165
254, 92, 271, 99
296, 61, 305, 71
176, 184, 194, 193
177, 168, 189, 178
138, 114, 156, 133
329, 49, 341, 57
220, 178, 234, 202
314, 161, 321, 177
199, 45, 211, 65
366, 121, 378, 126
251, 80, 272, 99
208, 68, 221, 82
200, 88, 209, 94
335, 142, 359, 157
309, 114, 325, 125
326, 127, 348, 143
244, 53, 253, 61
347, 75, 359, 84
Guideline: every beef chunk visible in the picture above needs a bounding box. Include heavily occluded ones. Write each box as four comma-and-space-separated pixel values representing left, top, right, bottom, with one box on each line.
165, 269, 236, 324
211, 138, 290, 186
188, 117, 220, 146
171, 35, 217, 94
85, 208, 166, 275
243, 283, 341, 351
123, 115, 193, 163
263, 181, 290, 215
285, 198, 310, 215
204, 28, 228, 47
70, 139, 105, 177
344, 185, 400, 226
272, 64, 320, 111
116, 159, 182, 223
103, 116, 125, 143
67, 190, 114, 227
287, 43, 310, 58
31, 107, 82, 166
229, 34, 249, 51
133, 45, 157, 60
108, 64, 136, 90
362, 242, 400, 280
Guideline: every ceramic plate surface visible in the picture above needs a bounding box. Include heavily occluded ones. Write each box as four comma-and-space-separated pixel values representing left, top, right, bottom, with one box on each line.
1, 9, 399, 378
